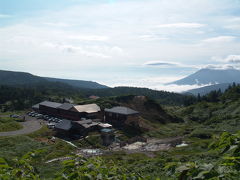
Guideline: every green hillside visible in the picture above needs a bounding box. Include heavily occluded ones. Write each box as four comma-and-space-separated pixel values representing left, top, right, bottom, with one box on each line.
0, 70, 107, 89
0, 70, 46, 85
176, 84, 240, 136
81, 86, 196, 106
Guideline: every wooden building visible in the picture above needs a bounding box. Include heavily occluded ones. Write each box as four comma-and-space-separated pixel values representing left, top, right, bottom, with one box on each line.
54, 119, 73, 137
104, 106, 139, 128
57, 103, 79, 121
32, 101, 101, 121
38, 101, 62, 117
73, 119, 99, 136
72, 104, 102, 119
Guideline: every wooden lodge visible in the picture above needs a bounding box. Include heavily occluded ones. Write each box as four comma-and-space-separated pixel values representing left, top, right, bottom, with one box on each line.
32, 101, 101, 121
104, 106, 139, 128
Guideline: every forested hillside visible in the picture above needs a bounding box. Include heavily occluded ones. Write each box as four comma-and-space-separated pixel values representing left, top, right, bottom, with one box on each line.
81, 86, 196, 105
0, 83, 196, 112
176, 83, 240, 134
0, 70, 107, 89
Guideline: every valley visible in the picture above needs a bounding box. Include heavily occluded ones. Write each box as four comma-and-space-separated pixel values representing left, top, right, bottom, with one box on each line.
0, 80, 240, 179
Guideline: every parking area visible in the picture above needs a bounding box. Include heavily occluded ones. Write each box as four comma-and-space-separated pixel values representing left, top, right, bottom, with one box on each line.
0, 115, 42, 137
27, 111, 63, 129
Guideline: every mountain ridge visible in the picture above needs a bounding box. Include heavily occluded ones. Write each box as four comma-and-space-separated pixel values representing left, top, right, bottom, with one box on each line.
0, 69, 108, 89
168, 68, 240, 85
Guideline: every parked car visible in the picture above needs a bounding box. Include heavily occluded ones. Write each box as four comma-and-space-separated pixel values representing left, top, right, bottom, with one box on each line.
47, 122, 55, 129
10, 114, 20, 118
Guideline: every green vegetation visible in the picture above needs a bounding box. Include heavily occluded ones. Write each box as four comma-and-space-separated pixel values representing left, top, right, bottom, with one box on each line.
0, 116, 23, 132
2, 131, 240, 179
1, 82, 240, 179
81, 86, 197, 106
0, 83, 196, 112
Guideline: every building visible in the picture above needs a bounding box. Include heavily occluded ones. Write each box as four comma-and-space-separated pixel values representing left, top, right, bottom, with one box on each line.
73, 119, 99, 135
55, 119, 73, 137
89, 95, 100, 100
72, 104, 102, 119
32, 103, 40, 112
104, 106, 139, 128
38, 101, 62, 117
57, 103, 79, 121
55, 119, 112, 137
32, 101, 101, 121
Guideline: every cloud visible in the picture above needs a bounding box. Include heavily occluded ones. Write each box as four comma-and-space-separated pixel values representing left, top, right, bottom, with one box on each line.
143, 61, 199, 69
144, 61, 180, 67
105, 75, 209, 93
202, 36, 236, 43
225, 24, 240, 30
43, 22, 70, 27
223, 55, 240, 63
203, 64, 238, 70
144, 58, 240, 71
212, 55, 240, 64
43, 43, 116, 58
0, 14, 11, 18
1, 0, 240, 87
68, 35, 109, 41
139, 35, 168, 41
156, 23, 206, 28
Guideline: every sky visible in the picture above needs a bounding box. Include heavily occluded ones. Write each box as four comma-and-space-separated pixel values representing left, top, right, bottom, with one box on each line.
0, 0, 240, 92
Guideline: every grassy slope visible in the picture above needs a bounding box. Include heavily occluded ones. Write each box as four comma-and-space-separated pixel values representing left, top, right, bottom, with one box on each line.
0, 116, 23, 132
0, 126, 76, 179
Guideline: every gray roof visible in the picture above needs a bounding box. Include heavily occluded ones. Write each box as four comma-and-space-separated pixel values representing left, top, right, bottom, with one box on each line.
74, 119, 99, 129
75, 119, 93, 125
58, 103, 75, 110
39, 101, 62, 109
55, 119, 72, 131
32, 103, 40, 109
104, 106, 139, 115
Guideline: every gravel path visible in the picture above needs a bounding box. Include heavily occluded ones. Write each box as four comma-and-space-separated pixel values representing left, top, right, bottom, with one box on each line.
0, 116, 43, 137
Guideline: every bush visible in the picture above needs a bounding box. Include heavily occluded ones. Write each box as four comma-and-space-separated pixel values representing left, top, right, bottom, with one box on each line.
190, 129, 214, 139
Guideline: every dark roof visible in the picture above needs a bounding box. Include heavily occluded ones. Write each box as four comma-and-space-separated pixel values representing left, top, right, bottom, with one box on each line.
105, 106, 139, 115
74, 120, 99, 129
58, 103, 75, 110
55, 119, 72, 131
39, 101, 62, 109
75, 119, 93, 125
32, 103, 40, 109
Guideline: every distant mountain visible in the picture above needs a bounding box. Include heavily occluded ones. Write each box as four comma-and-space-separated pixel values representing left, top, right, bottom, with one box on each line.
45, 77, 108, 89
0, 70, 108, 89
185, 83, 233, 96
0, 70, 46, 85
169, 68, 240, 85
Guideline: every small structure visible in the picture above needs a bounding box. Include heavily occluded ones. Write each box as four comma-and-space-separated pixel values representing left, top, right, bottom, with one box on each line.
55, 119, 73, 137
101, 128, 115, 146
98, 123, 112, 129
89, 95, 100, 100
73, 119, 99, 136
104, 106, 139, 128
